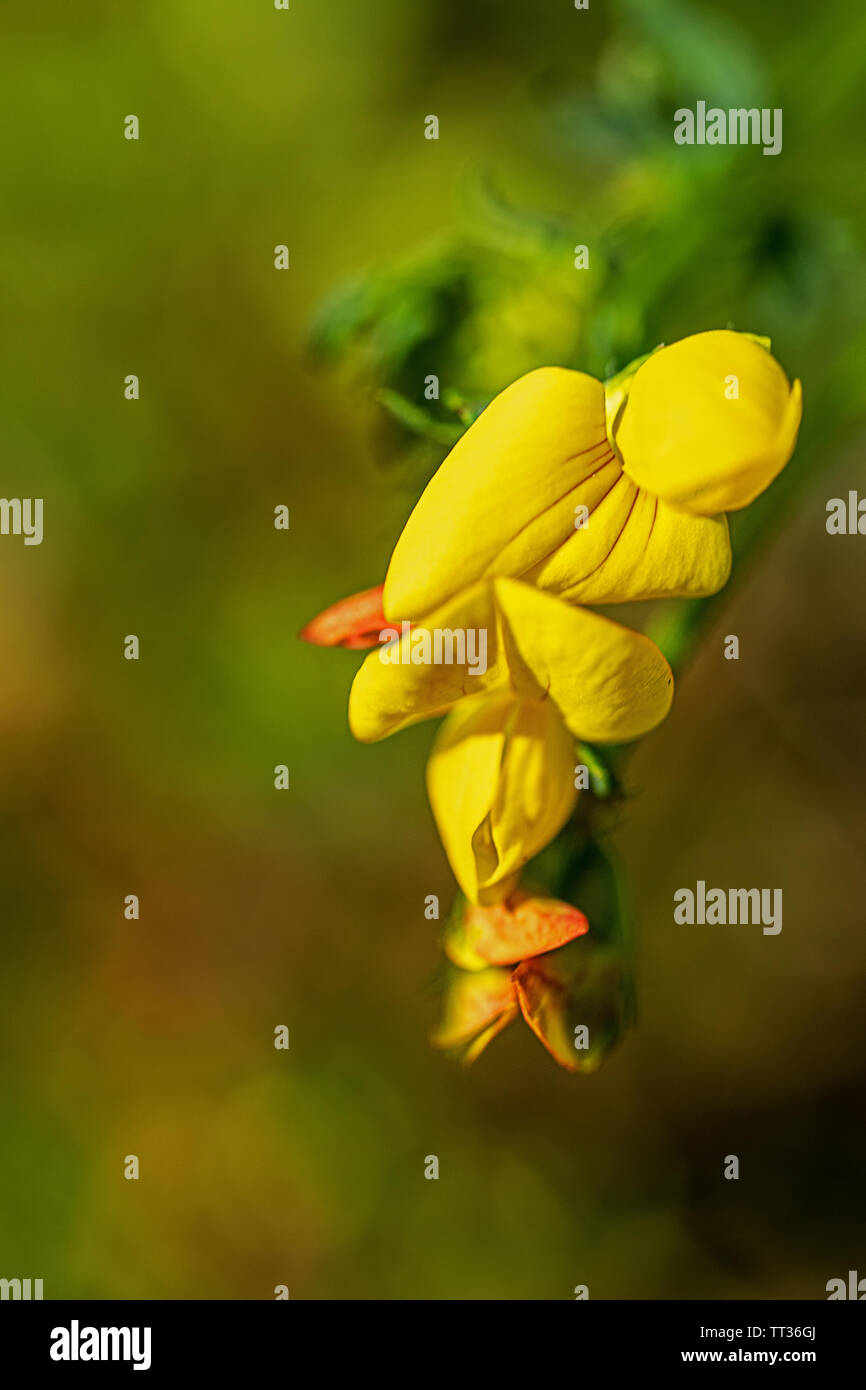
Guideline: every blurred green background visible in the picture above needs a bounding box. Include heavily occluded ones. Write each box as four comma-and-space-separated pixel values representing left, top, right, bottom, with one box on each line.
2, 0, 865, 1299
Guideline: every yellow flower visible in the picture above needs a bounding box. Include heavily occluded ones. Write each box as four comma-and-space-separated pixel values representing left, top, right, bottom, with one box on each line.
349, 577, 673, 901
382, 330, 801, 621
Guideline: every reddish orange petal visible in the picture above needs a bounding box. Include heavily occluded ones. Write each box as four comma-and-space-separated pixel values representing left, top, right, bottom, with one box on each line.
512, 937, 634, 1073
512, 956, 580, 1072
300, 584, 387, 649
444, 890, 589, 970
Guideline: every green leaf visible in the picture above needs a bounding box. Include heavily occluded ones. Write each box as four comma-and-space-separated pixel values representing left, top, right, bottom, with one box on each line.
376, 389, 464, 446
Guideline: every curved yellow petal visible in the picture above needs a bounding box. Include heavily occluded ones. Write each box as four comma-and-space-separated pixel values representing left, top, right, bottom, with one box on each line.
492, 579, 674, 743
349, 578, 673, 744
614, 330, 802, 515
348, 583, 505, 742
522, 474, 732, 603
426, 694, 577, 903
383, 366, 611, 621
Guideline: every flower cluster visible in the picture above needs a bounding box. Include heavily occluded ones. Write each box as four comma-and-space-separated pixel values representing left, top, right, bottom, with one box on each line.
303, 330, 802, 1070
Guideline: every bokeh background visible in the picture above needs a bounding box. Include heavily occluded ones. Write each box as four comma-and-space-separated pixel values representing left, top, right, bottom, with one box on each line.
2, 0, 865, 1299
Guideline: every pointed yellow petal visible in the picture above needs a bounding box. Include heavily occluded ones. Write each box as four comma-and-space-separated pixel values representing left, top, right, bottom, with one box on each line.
348, 583, 505, 742
426, 694, 577, 903
615, 330, 803, 515
492, 579, 674, 743
383, 367, 611, 621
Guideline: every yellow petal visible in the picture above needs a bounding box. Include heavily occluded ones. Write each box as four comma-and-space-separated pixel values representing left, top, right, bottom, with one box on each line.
383, 367, 611, 621
614, 330, 803, 515
427, 695, 577, 903
349, 578, 673, 744
492, 579, 674, 743
348, 582, 508, 742
522, 480, 732, 604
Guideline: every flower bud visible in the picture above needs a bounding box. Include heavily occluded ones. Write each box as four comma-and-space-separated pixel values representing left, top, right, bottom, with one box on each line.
300, 585, 386, 649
